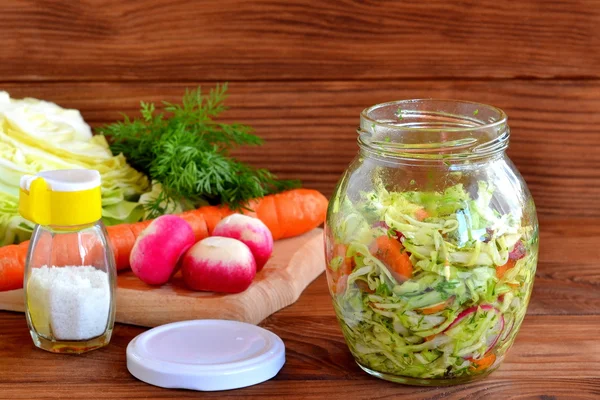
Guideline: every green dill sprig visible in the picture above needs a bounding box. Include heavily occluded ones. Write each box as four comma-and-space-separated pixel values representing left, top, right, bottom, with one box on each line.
98, 84, 300, 216
435, 279, 460, 300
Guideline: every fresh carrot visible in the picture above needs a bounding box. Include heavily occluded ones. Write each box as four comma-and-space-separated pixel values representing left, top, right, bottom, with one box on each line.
0, 245, 27, 291
191, 205, 230, 234
496, 259, 516, 279
269, 189, 328, 240
106, 225, 137, 270
128, 220, 152, 238
0, 188, 328, 292
184, 188, 328, 240
23, 232, 102, 268
469, 353, 497, 372
178, 212, 210, 241
248, 195, 282, 240
370, 235, 413, 280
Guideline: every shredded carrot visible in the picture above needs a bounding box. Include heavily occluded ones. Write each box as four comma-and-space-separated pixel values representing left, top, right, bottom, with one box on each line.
326, 269, 336, 294
354, 280, 374, 294
333, 244, 353, 275
424, 334, 437, 342
415, 208, 429, 221
369, 235, 413, 279
496, 259, 516, 279
420, 303, 447, 315
334, 274, 349, 295
418, 296, 455, 315
327, 244, 354, 295
470, 353, 497, 372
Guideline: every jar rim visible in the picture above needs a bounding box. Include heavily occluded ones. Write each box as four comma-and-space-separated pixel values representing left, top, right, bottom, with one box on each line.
360, 99, 508, 133
358, 99, 510, 162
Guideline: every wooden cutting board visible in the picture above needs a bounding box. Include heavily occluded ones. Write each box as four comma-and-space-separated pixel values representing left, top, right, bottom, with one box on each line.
0, 228, 325, 326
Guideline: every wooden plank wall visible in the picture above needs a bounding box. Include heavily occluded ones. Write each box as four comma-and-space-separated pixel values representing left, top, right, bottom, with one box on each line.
2, 0, 599, 218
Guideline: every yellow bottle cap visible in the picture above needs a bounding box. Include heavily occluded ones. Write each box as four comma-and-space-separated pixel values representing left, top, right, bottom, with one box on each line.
19, 169, 102, 226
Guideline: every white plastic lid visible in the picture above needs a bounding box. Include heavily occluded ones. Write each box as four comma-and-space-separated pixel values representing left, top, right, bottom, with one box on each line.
20, 169, 101, 192
126, 320, 285, 391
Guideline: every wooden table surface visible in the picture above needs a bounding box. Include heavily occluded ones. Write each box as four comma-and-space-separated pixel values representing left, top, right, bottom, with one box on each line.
0, 218, 598, 400
2, 1, 600, 398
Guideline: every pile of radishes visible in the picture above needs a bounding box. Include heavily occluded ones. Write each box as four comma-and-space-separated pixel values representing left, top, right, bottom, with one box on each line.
129, 214, 274, 293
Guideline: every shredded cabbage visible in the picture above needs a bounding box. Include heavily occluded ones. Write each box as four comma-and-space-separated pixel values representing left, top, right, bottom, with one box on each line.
0, 92, 150, 245
328, 182, 538, 380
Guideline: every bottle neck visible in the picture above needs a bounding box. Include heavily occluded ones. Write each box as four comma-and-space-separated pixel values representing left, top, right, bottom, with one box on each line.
41, 220, 101, 233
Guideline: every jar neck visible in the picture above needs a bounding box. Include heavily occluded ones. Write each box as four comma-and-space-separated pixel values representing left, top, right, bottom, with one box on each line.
358, 100, 509, 164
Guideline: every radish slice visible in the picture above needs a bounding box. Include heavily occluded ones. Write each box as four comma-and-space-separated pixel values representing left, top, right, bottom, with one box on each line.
485, 314, 505, 353
500, 316, 515, 342
444, 304, 505, 358
509, 240, 526, 260
372, 221, 404, 239
373, 221, 390, 229
445, 304, 495, 331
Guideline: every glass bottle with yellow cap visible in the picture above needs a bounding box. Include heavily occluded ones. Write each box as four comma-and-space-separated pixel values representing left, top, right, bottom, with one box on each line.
19, 169, 116, 353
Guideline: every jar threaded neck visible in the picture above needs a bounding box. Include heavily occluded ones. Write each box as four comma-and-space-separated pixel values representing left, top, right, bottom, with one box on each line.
358, 99, 509, 162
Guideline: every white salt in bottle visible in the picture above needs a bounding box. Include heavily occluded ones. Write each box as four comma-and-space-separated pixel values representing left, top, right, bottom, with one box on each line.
19, 169, 116, 353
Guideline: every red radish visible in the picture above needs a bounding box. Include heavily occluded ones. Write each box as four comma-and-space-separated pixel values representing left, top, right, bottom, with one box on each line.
372, 221, 406, 247
181, 236, 257, 293
500, 316, 515, 342
444, 305, 505, 358
483, 315, 504, 355
445, 304, 495, 331
212, 213, 273, 271
129, 215, 195, 285
509, 240, 526, 260
372, 221, 390, 229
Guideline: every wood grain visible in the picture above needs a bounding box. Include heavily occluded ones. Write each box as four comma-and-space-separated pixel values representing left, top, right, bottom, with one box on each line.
1, 0, 599, 81
0, 216, 595, 398
0, 229, 325, 327
1, 250, 599, 399
3, 80, 600, 218
2, 0, 600, 397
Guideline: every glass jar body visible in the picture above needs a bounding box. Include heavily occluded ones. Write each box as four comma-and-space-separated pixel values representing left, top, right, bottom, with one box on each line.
23, 220, 117, 353
325, 142, 538, 385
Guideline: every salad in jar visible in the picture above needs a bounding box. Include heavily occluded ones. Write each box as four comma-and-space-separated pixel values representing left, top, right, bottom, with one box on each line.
325, 181, 538, 383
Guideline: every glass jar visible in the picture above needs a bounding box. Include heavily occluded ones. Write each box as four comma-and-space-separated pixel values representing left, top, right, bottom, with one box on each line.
324, 100, 539, 385
20, 170, 117, 353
